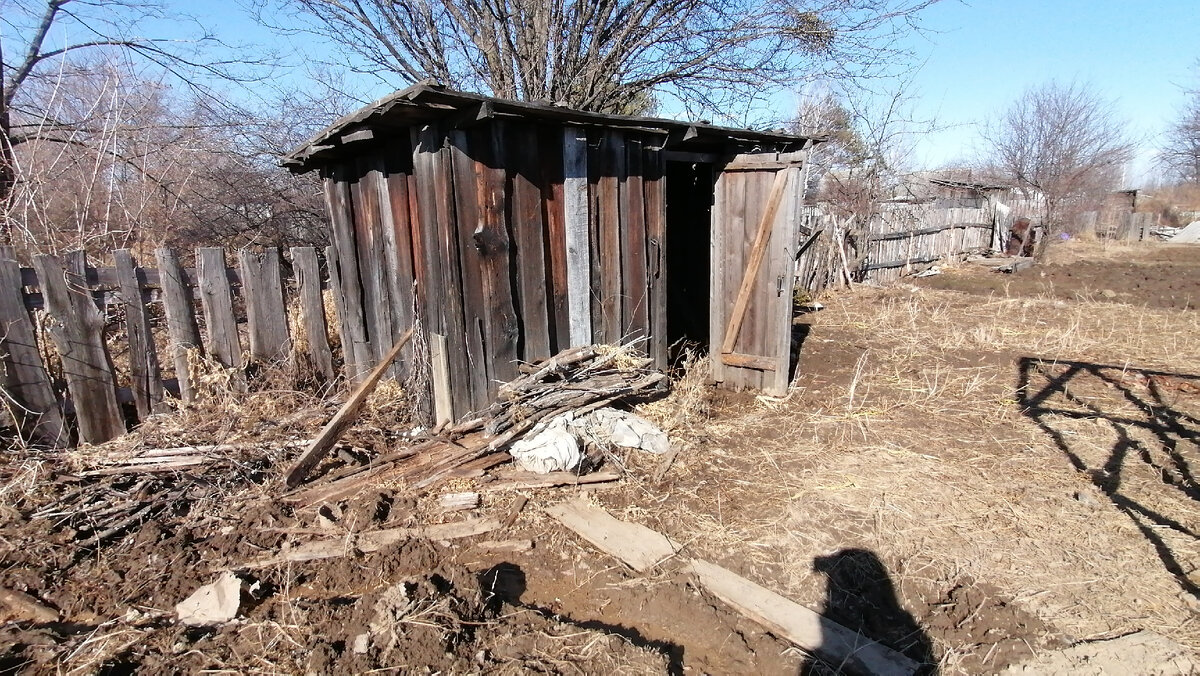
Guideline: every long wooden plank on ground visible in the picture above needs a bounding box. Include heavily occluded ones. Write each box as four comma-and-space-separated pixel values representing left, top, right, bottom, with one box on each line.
239, 516, 501, 569
239, 248, 291, 365
689, 560, 921, 676
720, 167, 790, 355
544, 499, 679, 573
196, 247, 242, 369
562, 126, 592, 347
285, 327, 414, 488
114, 249, 165, 419
290, 247, 335, 383
32, 251, 124, 444
0, 249, 65, 446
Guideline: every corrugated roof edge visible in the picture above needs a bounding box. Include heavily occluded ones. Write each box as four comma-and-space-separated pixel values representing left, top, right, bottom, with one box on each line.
282, 82, 822, 173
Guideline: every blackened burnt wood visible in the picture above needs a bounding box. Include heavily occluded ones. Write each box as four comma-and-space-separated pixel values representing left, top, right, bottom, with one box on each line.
542, 126, 570, 354
0, 249, 65, 446
349, 159, 385, 368
381, 141, 418, 379
154, 247, 202, 402
448, 129, 491, 412
239, 248, 291, 365
643, 150, 668, 369
509, 122, 551, 361
597, 130, 624, 344
324, 167, 370, 382
431, 128, 473, 418
32, 251, 124, 444
290, 247, 335, 383
196, 248, 242, 370
114, 249, 165, 418
622, 135, 649, 344
479, 123, 520, 390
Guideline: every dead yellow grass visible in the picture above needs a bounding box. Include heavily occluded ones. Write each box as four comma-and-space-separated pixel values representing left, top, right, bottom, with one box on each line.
605, 269, 1200, 672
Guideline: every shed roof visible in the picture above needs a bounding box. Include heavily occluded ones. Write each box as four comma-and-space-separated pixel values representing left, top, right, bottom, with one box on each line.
284, 82, 818, 172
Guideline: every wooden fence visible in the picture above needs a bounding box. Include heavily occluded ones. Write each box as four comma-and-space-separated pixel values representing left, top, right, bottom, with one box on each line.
794, 204, 997, 295
0, 245, 343, 448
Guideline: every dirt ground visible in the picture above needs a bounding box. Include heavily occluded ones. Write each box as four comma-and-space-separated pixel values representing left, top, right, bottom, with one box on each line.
1, 239, 1198, 674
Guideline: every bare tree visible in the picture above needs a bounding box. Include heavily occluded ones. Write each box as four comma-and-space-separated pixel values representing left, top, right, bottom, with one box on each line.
981, 80, 1136, 234
1160, 72, 1200, 185
258, 0, 939, 119
1, 0, 268, 247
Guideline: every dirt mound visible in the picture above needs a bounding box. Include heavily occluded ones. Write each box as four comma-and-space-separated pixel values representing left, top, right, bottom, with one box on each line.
0, 489, 667, 674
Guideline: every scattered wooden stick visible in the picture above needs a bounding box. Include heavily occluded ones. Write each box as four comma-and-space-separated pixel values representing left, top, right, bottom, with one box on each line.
439, 492, 481, 512
285, 328, 414, 488
480, 471, 621, 492
499, 495, 528, 530
237, 516, 500, 569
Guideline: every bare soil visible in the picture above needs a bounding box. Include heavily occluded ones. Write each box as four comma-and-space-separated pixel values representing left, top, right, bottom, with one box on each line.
2, 239, 1198, 674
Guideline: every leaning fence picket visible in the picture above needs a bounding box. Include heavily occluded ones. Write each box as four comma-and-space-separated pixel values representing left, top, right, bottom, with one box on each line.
154, 247, 203, 402
0, 248, 66, 447
115, 249, 166, 418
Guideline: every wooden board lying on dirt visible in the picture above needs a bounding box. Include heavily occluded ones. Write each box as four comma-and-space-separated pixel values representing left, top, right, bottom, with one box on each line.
544, 499, 679, 573
689, 560, 921, 676
237, 516, 500, 569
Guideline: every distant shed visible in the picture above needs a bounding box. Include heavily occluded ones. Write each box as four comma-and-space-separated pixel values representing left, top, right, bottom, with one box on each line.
285, 84, 818, 421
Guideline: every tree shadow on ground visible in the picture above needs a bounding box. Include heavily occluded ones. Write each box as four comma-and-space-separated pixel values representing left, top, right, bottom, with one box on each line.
801, 548, 937, 675
1016, 357, 1200, 598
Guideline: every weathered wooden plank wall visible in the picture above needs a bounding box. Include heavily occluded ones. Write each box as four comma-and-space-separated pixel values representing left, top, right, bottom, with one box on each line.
322, 120, 667, 422
0, 247, 342, 447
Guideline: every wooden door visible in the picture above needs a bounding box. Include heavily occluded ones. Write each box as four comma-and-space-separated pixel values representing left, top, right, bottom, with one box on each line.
709, 157, 804, 396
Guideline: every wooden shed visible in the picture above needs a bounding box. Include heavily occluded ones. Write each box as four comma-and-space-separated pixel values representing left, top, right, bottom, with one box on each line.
285, 84, 817, 421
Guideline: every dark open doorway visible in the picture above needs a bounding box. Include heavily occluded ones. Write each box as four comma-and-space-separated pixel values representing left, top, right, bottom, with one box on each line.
664, 161, 714, 358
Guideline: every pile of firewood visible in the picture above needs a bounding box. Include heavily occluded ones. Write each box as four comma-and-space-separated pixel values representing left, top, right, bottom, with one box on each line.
287, 344, 667, 507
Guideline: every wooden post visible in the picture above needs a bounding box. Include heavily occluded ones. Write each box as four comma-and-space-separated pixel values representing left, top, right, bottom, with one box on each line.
154, 247, 203, 402
196, 248, 242, 370
290, 247, 335, 383
0, 248, 66, 446
239, 248, 291, 365
114, 249, 165, 418
32, 251, 124, 444
562, 126, 592, 347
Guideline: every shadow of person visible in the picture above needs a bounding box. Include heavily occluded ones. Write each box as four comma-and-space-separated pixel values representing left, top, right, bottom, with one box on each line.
801, 549, 937, 675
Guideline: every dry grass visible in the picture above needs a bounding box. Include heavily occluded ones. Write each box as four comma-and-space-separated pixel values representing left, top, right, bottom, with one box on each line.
600, 253, 1200, 672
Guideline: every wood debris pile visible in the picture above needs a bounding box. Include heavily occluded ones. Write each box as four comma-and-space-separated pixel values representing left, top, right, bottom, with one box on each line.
287, 344, 668, 507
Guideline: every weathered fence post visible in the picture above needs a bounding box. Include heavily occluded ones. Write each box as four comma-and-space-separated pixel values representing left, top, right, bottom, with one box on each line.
0, 247, 66, 447
196, 248, 242, 370
154, 247, 203, 401
32, 251, 124, 444
239, 248, 291, 365
114, 249, 165, 418
290, 246, 335, 383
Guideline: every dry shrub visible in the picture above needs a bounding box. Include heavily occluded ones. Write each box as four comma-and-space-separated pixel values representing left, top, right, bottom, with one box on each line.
637, 347, 711, 436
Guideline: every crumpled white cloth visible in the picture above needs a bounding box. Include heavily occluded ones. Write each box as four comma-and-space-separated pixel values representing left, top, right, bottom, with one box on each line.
507, 408, 669, 474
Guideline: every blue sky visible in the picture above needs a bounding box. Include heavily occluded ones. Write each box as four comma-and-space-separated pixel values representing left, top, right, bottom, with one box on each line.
892, 0, 1200, 180
193, 1, 1198, 185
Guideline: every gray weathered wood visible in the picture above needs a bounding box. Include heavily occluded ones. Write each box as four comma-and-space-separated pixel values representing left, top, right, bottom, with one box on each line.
114, 250, 165, 418
290, 247, 335, 383
562, 126, 592, 347
32, 251, 124, 444
239, 248, 291, 364
0, 248, 66, 446
709, 172, 727, 384
196, 248, 242, 370
430, 332, 452, 425
285, 327, 414, 488
154, 248, 203, 402
690, 560, 921, 676
545, 499, 680, 572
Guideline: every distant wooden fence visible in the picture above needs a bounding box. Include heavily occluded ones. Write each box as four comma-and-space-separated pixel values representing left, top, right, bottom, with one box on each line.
0, 245, 343, 448
794, 204, 996, 294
